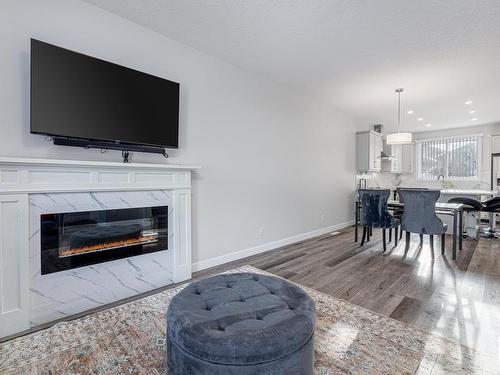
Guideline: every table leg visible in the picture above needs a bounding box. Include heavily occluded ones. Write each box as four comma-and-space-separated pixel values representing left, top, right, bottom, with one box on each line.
355, 203, 359, 242
452, 210, 457, 260
459, 208, 463, 251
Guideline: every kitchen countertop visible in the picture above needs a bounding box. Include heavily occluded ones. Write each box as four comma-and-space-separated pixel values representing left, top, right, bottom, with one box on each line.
439, 189, 497, 195
359, 187, 498, 195
379, 188, 498, 196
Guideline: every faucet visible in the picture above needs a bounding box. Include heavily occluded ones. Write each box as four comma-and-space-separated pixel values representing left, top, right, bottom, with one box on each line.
437, 174, 454, 189
472, 181, 488, 189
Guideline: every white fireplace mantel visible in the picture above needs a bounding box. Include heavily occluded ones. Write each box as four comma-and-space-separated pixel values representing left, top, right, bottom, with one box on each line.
0, 157, 200, 338
0, 157, 201, 194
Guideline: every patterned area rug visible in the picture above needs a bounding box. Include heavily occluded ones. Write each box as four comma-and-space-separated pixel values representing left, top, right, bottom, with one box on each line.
0, 266, 497, 374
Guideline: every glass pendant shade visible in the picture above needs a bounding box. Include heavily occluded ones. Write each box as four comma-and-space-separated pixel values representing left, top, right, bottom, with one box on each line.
386, 132, 413, 145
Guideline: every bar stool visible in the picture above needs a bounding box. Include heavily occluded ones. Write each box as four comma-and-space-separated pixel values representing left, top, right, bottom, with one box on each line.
448, 196, 500, 238
447, 197, 483, 238
481, 196, 500, 238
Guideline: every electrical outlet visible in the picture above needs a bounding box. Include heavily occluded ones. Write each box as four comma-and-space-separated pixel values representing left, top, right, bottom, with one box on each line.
258, 226, 264, 236
320, 213, 326, 222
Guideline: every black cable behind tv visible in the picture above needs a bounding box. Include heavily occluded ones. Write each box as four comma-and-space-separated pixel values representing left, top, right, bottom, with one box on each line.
53, 137, 168, 162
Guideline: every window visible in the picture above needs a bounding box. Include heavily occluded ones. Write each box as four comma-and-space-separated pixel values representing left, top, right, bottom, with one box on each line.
416, 135, 481, 180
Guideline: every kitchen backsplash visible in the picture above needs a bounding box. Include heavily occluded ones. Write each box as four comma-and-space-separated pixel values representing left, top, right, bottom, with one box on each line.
367, 171, 491, 190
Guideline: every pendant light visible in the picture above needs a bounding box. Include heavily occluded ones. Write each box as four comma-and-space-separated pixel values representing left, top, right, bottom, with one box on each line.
386, 88, 413, 145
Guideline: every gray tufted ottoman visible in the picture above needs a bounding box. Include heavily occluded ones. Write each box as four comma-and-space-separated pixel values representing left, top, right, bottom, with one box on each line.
166, 273, 316, 375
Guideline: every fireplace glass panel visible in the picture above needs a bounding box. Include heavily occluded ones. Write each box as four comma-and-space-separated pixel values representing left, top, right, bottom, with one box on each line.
41, 206, 168, 275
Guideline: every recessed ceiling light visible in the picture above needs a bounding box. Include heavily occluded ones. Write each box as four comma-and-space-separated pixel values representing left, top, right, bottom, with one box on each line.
468, 110, 476, 114
417, 118, 424, 121
407, 110, 414, 114
425, 123, 432, 127
465, 101, 473, 105
472, 118, 478, 121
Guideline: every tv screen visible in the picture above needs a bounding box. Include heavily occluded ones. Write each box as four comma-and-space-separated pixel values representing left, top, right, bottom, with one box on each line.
30, 39, 180, 149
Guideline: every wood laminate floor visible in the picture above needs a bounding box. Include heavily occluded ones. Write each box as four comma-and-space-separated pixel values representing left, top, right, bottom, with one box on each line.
194, 226, 500, 359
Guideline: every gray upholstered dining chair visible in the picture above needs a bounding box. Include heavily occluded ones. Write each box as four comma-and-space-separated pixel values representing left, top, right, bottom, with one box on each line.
398, 189, 447, 253
358, 189, 400, 250
394, 187, 429, 240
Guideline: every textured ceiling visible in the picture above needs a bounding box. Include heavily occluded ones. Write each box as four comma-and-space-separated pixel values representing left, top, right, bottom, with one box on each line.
83, 0, 500, 131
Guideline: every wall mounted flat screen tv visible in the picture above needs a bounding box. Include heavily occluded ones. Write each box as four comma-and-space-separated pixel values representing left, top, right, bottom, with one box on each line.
30, 39, 180, 153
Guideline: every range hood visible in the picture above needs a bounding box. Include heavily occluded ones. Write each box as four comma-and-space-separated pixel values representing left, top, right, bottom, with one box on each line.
381, 150, 396, 160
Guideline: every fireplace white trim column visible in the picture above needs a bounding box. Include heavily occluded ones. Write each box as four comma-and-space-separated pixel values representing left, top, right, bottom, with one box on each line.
172, 189, 192, 282
0, 194, 29, 338
0, 157, 200, 338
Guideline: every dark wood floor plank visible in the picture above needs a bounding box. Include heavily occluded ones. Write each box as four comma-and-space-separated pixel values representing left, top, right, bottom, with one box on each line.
389, 296, 423, 323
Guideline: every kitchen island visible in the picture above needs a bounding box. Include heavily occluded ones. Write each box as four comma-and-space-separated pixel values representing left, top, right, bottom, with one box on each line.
386, 188, 497, 197
360, 188, 498, 240
439, 189, 497, 196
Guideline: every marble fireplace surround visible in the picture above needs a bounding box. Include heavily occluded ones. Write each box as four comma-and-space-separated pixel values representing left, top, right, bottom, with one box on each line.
0, 157, 200, 338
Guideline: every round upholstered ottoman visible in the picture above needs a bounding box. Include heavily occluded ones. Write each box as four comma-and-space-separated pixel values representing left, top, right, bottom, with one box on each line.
166, 273, 315, 375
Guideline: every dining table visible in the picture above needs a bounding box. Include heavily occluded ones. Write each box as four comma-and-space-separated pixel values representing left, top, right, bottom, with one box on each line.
354, 200, 464, 260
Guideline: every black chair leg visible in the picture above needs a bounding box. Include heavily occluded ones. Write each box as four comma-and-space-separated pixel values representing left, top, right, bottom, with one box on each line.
382, 229, 387, 251
367, 227, 370, 242
369, 227, 373, 236
441, 233, 445, 254
394, 226, 398, 246
389, 228, 392, 242
361, 227, 367, 246
419, 233, 423, 245
430, 235, 434, 251
405, 231, 410, 251
400, 226, 403, 240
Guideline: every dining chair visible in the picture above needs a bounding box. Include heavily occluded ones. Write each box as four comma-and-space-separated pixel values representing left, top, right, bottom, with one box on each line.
394, 187, 429, 240
398, 189, 447, 253
358, 189, 400, 250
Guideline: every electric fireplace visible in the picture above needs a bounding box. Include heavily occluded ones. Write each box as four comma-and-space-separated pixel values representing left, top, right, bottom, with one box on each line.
40, 205, 168, 275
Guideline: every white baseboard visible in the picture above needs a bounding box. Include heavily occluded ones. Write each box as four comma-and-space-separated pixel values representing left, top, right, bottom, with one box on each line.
191, 220, 354, 272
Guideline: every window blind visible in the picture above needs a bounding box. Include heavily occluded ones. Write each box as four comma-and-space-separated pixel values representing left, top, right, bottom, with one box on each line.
416, 135, 481, 180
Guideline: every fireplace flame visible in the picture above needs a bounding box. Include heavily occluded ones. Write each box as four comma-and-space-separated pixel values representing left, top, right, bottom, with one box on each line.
59, 235, 158, 257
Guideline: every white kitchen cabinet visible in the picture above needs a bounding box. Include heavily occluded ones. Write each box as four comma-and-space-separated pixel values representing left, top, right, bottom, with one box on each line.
390, 144, 402, 173
402, 144, 414, 173
492, 136, 500, 153
389, 144, 414, 174
356, 130, 383, 172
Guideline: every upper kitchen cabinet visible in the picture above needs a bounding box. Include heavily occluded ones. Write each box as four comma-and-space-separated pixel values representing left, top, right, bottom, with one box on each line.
492, 135, 500, 153
387, 143, 414, 174
356, 130, 383, 172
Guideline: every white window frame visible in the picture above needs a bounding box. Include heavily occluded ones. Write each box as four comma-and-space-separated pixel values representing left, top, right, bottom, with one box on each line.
416, 134, 482, 181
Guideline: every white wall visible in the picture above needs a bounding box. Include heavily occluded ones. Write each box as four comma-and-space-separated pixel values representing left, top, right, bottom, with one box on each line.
1, 0, 356, 269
